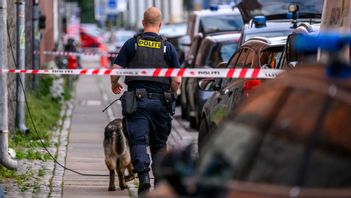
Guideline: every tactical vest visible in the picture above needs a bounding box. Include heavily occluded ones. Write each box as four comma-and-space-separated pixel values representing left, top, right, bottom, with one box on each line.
125, 33, 171, 85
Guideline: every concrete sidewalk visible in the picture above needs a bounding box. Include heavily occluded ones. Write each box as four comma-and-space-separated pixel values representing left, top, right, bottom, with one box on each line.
62, 75, 133, 198
62, 57, 197, 197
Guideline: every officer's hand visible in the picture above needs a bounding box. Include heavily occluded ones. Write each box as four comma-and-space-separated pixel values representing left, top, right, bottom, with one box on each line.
112, 82, 123, 94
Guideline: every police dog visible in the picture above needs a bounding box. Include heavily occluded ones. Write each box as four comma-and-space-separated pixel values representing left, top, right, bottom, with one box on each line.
104, 118, 135, 191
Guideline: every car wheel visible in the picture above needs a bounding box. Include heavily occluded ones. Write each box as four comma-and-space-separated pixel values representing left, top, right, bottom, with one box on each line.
190, 115, 197, 129
198, 119, 209, 156
181, 101, 188, 120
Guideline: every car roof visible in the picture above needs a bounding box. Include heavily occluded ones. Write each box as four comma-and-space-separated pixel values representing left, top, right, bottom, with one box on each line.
205, 32, 242, 43
192, 8, 241, 17
244, 35, 287, 48
266, 36, 288, 46
160, 23, 187, 38
244, 21, 294, 34
236, 0, 324, 23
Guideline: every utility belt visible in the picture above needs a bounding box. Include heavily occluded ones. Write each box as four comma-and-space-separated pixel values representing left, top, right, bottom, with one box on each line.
121, 89, 177, 117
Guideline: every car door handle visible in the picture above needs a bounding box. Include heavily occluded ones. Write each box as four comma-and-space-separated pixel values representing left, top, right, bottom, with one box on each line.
223, 89, 233, 97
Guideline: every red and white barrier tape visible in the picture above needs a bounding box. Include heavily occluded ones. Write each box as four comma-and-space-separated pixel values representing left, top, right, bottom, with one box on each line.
33, 50, 119, 58
0, 68, 283, 78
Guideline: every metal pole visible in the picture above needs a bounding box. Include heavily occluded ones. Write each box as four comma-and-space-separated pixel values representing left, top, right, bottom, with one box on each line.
0, 0, 18, 170
16, 0, 29, 134
153, 0, 156, 6
32, 0, 40, 90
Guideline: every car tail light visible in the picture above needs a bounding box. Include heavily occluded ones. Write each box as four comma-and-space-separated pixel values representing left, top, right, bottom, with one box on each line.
243, 80, 261, 97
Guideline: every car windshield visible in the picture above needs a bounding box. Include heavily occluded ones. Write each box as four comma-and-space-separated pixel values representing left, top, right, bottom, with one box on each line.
200, 15, 243, 34
245, 31, 292, 41
206, 42, 238, 66
237, 0, 324, 21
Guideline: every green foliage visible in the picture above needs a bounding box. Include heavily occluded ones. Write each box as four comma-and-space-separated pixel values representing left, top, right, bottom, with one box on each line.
1, 69, 73, 193
24, 76, 61, 142
77, 0, 95, 23
10, 75, 62, 148
63, 77, 72, 101
38, 75, 54, 98
10, 130, 49, 148
15, 149, 51, 161
38, 168, 45, 177
0, 166, 35, 192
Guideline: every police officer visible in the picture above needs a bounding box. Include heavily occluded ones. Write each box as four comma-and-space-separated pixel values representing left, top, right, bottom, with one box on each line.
110, 7, 181, 194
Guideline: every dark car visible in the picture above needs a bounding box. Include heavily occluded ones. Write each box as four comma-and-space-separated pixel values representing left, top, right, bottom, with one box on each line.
160, 23, 187, 63
179, 7, 243, 63
198, 36, 286, 152
237, 0, 323, 24
151, 64, 351, 198
108, 30, 136, 65
278, 23, 320, 69
151, 33, 351, 198
239, 19, 294, 46
237, 0, 323, 46
180, 32, 240, 126
197, 64, 351, 197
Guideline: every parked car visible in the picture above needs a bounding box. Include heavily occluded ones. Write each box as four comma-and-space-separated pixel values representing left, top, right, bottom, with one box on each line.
109, 30, 135, 51
80, 23, 107, 48
237, 0, 323, 46
155, 63, 351, 198
236, 0, 323, 24
278, 23, 321, 69
198, 36, 286, 152
198, 64, 351, 197
160, 23, 187, 64
179, 6, 243, 63
239, 18, 294, 46
181, 32, 241, 129
108, 30, 135, 64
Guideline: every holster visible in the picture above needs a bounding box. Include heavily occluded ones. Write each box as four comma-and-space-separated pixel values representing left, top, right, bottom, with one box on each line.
135, 89, 147, 101
121, 91, 137, 117
164, 92, 177, 116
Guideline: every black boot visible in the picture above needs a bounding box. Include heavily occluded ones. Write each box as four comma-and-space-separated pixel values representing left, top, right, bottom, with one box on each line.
138, 172, 151, 195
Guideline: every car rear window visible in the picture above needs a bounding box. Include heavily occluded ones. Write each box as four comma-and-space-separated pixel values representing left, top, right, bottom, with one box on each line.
199, 15, 243, 34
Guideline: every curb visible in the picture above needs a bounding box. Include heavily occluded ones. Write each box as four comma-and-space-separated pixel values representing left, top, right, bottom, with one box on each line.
49, 101, 74, 197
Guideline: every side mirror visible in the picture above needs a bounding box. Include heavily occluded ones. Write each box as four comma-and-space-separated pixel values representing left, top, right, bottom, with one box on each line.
198, 78, 222, 91
39, 15, 46, 30
198, 79, 214, 91
288, 61, 298, 68
186, 55, 194, 66
286, 34, 299, 63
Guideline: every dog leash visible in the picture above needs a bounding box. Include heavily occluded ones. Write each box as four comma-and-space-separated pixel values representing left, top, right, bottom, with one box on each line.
102, 97, 122, 112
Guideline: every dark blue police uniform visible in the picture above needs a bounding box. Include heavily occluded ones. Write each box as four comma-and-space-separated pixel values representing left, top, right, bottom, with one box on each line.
114, 32, 180, 184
